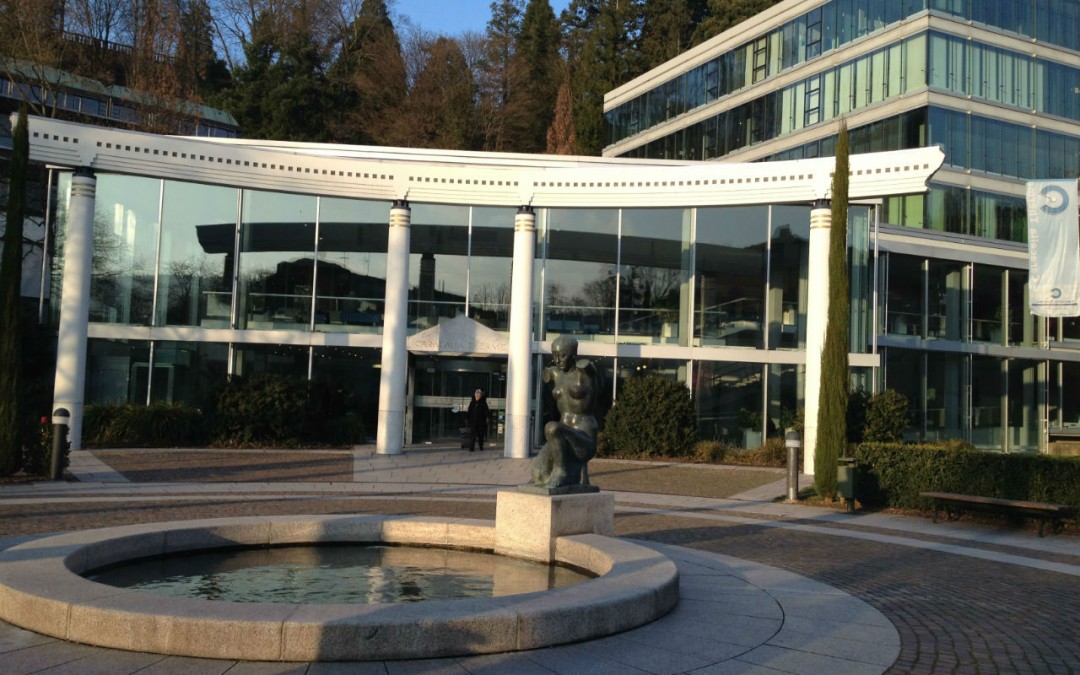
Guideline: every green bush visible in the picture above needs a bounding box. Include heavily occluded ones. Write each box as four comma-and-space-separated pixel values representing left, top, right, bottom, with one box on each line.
602, 376, 697, 459
853, 442, 1080, 510
726, 436, 788, 467
213, 374, 366, 447
214, 374, 310, 446
84, 403, 207, 448
863, 389, 911, 442
21, 415, 67, 477
693, 440, 732, 463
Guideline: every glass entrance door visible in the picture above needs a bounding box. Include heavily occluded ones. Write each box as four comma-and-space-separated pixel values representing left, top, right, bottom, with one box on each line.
412, 357, 506, 444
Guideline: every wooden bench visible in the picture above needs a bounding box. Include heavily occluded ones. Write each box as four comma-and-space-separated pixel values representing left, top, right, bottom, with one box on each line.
920, 491, 1076, 537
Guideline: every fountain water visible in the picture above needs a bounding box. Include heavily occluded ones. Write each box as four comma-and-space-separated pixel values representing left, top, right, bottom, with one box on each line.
0, 508, 678, 661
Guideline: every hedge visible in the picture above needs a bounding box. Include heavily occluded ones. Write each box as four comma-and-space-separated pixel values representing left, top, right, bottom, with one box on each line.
84, 403, 208, 448
852, 442, 1080, 510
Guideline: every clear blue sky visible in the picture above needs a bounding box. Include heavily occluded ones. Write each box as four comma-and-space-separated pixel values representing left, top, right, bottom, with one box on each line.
392, 0, 573, 36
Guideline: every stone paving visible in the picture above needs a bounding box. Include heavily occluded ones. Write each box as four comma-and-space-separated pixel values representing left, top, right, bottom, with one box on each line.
1, 445, 1077, 674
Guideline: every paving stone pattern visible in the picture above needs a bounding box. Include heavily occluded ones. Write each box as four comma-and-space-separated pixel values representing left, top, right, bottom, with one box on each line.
1, 447, 1077, 674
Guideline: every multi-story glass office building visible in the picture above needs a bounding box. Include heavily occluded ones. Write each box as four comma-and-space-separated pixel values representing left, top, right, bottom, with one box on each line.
605, 0, 1080, 452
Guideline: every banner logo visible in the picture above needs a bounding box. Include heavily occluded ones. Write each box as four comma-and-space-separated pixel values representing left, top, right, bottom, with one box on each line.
1040, 184, 1069, 215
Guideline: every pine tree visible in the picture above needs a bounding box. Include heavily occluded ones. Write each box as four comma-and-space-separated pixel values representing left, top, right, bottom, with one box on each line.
546, 79, 578, 154
219, 10, 332, 142
640, 0, 695, 70
0, 109, 29, 475
328, 0, 407, 145
692, 0, 782, 45
510, 0, 562, 153
393, 37, 480, 150
561, 0, 643, 156
813, 123, 850, 500
477, 0, 523, 151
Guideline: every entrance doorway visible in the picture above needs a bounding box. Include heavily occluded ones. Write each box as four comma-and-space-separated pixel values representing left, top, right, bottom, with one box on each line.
410, 357, 506, 444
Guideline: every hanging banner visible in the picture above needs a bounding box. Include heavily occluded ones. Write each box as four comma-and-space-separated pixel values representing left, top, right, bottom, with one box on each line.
1027, 180, 1080, 317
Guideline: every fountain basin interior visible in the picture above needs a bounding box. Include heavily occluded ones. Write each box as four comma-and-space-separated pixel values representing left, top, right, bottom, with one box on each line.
0, 514, 679, 661
86, 543, 595, 603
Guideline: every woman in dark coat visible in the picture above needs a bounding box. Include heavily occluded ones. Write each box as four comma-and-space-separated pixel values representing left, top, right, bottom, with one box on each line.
466, 389, 489, 451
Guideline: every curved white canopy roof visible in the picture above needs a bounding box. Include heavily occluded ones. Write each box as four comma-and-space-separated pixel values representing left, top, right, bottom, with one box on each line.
22, 114, 943, 208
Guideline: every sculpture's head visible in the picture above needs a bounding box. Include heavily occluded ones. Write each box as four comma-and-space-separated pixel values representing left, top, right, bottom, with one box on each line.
551, 334, 578, 371
474, 389, 483, 400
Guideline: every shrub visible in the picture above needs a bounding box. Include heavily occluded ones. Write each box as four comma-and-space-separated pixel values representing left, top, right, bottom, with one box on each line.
84, 403, 207, 448
863, 389, 911, 442
21, 416, 67, 477
214, 374, 310, 446
602, 376, 697, 459
726, 436, 789, 467
212, 374, 366, 447
853, 442, 1080, 510
693, 440, 731, 463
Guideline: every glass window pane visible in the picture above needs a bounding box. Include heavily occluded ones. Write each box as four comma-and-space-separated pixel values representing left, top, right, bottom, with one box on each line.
149, 341, 228, 408
694, 206, 767, 348
237, 190, 317, 330
619, 208, 690, 345
469, 207, 515, 331
693, 360, 764, 448
410, 204, 469, 330
90, 175, 160, 325
156, 182, 237, 328
315, 197, 388, 333
768, 205, 810, 349
542, 209, 619, 342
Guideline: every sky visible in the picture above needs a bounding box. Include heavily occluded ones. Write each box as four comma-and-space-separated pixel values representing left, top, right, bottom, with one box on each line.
391, 0, 573, 36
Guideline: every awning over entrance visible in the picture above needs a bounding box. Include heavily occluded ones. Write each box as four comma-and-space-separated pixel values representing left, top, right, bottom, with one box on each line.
407, 314, 509, 357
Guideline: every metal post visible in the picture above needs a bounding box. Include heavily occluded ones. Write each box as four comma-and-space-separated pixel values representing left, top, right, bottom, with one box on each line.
50, 408, 70, 481
785, 430, 800, 501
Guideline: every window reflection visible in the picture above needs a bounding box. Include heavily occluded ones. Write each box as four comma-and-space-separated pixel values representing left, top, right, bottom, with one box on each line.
695, 206, 767, 348
237, 191, 318, 330
468, 207, 515, 332
619, 208, 690, 345
409, 204, 469, 331
315, 197, 388, 334
157, 181, 238, 328
90, 175, 160, 325
542, 209, 619, 342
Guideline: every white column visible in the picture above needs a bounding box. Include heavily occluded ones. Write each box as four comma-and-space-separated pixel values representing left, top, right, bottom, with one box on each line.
52, 168, 96, 451
505, 206, 536, 459
803, 201, 831, 475
377, 201, 411, 455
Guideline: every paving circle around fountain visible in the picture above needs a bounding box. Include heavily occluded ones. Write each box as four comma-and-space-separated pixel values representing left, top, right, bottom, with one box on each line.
0, 514, 679, 661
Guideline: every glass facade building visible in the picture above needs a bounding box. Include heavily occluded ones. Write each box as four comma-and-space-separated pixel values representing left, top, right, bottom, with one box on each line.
604, 0, 1080, 451
50, 169, 882, 447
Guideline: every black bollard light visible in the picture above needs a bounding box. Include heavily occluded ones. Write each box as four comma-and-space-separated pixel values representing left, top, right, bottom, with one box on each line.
784, 430, 800, 501
50, 408, 70, 481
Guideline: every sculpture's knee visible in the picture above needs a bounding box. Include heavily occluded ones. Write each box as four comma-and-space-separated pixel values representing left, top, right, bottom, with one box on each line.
544, 421, 561, 440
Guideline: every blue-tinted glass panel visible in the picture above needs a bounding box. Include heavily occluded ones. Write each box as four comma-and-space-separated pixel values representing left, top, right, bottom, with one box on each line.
89, 175, 160, 325
315, 197, 388, 334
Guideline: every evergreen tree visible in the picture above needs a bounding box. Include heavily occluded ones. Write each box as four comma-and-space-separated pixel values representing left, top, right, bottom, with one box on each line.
176, 0, 230, 100
546, 79, 578, 153
640, 0, 702, 69
511, 0, 562, 153
0, 109, 29, 475
561, 0, 643, 156
693, 0, 782, 45
814, 123, 850, 500
393, 37, 479, 150
327, 0, 407, 145
477, 0, 523, 151
218, 11, 331, 142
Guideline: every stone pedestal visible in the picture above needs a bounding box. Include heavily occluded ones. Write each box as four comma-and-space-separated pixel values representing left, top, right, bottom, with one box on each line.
494, 490, 614, 563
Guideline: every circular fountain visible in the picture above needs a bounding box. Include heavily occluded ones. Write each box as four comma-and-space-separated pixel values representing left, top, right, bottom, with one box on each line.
0, 512, 678, 661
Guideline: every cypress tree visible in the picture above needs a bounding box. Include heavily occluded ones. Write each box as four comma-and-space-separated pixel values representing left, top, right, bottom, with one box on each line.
0, 108, 29, 475
813, 122, 850, 500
